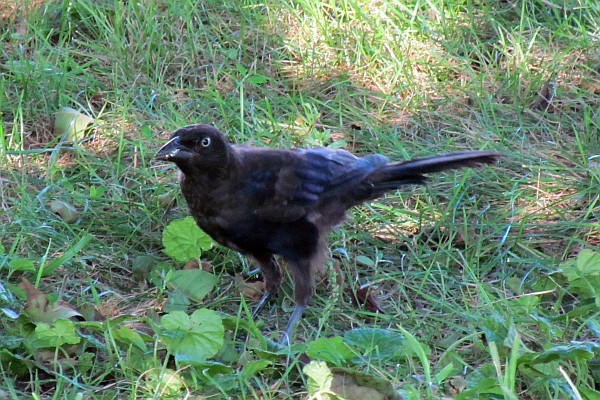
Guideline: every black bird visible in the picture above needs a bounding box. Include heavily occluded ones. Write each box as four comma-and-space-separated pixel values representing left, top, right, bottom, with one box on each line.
155, 124, 500, 343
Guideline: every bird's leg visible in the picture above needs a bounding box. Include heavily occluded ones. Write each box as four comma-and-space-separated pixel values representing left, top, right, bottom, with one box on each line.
252, 289, 272, 319
249, 254, 282, 319
279, 256, 317, 344
280, 304, 306, 345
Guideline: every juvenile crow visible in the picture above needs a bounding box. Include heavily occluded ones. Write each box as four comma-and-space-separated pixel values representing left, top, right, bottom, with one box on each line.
155, 124, 500, 343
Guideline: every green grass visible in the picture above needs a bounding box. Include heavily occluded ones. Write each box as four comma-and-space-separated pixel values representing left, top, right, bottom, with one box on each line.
1, 0, 599, 398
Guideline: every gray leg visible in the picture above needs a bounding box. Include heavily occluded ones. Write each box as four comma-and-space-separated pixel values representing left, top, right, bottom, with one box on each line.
252, 289, 273, 318
279, 257, 315, 344
249, 254, 281, 318
280, 304, 306, 345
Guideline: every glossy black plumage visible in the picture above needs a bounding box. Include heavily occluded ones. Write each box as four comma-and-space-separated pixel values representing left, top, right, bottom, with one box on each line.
155, 124, 500, 343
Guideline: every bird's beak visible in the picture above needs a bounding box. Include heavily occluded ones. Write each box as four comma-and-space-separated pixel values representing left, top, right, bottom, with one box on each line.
155, 136, 183, 161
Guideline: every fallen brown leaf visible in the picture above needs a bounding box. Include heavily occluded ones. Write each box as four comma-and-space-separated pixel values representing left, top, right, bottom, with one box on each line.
347, 285, 383, 313
235, 273, 265, 299
20, 277, 82, 323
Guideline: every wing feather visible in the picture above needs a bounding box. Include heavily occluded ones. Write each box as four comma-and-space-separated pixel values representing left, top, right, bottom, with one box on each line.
235, 146, 388, 222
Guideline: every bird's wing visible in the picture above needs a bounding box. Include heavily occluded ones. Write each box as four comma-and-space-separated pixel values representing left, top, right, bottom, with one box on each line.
297, 147, 390, 199
236, 146, 388, 222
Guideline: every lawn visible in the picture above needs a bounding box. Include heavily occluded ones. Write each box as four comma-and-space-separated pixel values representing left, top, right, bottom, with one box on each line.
1, 0, 599, 398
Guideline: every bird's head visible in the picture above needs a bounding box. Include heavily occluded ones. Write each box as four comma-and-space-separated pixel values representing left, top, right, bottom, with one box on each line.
155, 124, 231, 175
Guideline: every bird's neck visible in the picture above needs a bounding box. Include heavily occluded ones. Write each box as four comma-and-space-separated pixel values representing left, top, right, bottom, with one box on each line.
179, 150, 239, 184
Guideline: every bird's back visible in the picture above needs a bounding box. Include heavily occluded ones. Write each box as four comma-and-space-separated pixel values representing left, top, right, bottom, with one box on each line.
231, 145, 391, 227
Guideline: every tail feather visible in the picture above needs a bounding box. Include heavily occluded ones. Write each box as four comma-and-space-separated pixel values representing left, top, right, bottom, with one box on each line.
370, 150, 500, 189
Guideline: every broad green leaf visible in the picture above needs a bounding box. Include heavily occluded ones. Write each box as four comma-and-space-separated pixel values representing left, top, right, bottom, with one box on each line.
9, 258, 35, 271
454, 377, 503, 399
560, 262, 579, 281
163, 288, 191, 313
235, 63, 247, 75
144, 369, 186, 397
181, 360, 233, 374
355, 255, 375, 267
131, 255, 157, 283
455, 363, 504, 399
240, 359, 272, 380
89, 185, 105, 198
158, 309, 224, 363
344, 328, 405, 360
568, 276, 600, 300
303, 361, 333, 395
193, 362, 237, 390
112, 326, 148, 351
168, 269, 217, 302
509, 295, 540, 315
559, 250, 600, 283
479, 314, 509, 343
162, 217, 214, 262
29, 319, 80, 349
576, 249, 600, 275
139, 125, 152, 138
533, 341, 600, 364
224, 48, 238, 59
327, 140, 348, 149
306, 336, 356, 366
0, 348, 30, 377
247, 74, 268, 84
